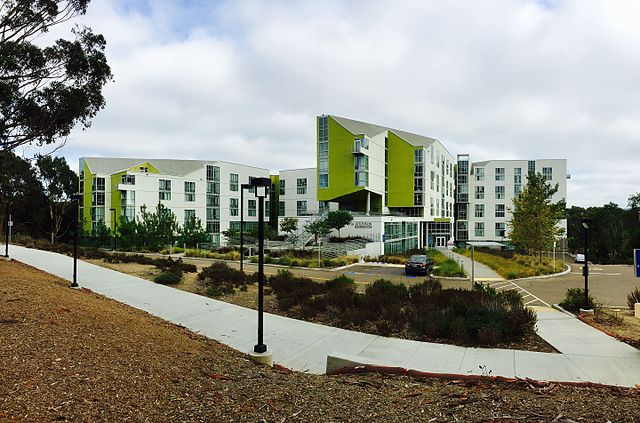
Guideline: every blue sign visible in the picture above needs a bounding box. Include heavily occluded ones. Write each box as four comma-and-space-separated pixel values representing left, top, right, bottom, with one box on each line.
635, 249, 640, 278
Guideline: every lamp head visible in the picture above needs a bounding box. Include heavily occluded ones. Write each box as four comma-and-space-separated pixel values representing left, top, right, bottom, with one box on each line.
581, 218, 591, 230
250, 177, 271, 198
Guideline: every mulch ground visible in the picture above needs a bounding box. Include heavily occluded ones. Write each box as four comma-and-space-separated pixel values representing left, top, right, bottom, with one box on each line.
1, 259, 639, 422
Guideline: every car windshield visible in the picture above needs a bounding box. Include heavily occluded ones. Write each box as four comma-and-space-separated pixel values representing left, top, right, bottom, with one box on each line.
409, 255, 427, 263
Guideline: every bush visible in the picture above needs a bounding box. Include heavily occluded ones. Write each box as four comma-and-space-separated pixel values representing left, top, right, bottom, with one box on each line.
154, 272, 181, 285
268, 270, 325, 310
432, 258, 466, 277
559, 288, 596, 313
627, 287, 640, 310
198, 262, 255, 288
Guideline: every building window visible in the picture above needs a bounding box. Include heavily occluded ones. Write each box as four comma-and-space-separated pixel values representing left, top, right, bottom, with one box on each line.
230, 198, 238, 217
318, 116, 329, 188
265, 201, 270, 217
514, 184, 522, 196
414, 149, 423, 163
495, 167, 505, 181
475, 222, 484, 237
297, 200, 307, 216
92, 177, 105, 192
230, 173, 238, 191
414, 193, 423, 206
528, 160, 536, 175
514, 168, 522, 184
457, 203, 467, 220
206, 207, 220, 220
278, 201, 285, 216
296, 178, 307, 195
495, 222, 506, 238
495, 204, 505, 218
207, 165, 220, 182
475, 186, 485, 200
184, 209, 195, 225
248, 199, 256, 217
121, 190, 135, 221
430, 197, 435, 216
159, 179, 171, 201
430, 171, 435, 190
475, 168, 484, 181
319, 201, 328, 213
184, 181, 195, 202
495, 186, 505, 200
355, 171, 368, 187
542, 167, 553, 181
475, 204, 484, 218
279, 179, 285, 195
121, 174, 135, 185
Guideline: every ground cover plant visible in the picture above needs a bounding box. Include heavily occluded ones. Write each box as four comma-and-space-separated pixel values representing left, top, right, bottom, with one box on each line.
627, 287, 640, 310
252, 254, 359, 268
2, 260, 637, 422
268, 271, 537, 347
454, 247, 560, 279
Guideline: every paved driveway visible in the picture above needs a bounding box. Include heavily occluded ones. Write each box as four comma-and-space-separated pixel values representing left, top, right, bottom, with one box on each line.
514, 263, 639, 308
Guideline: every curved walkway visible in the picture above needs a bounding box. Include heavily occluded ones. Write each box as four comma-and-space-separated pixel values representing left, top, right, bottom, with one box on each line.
7, 245, 640, 387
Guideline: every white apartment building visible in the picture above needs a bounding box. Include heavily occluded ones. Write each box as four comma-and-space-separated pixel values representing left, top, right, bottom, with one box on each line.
455, 156, 568, 244
80, 157, 270, 245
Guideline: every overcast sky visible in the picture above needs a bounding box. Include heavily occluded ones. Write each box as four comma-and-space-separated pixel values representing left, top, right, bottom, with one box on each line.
28, 0, 640, 207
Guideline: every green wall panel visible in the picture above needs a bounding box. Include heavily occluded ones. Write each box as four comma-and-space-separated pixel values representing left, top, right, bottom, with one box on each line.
387, 132, 414, 207
317, 116, 364, 201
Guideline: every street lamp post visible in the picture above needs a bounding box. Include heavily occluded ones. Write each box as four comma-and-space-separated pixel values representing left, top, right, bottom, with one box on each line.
239, 183, 251, 272
251, 177, 271, 355
71, 194, 81, 288
109, 208, 116, 251
581, 218, 592, 310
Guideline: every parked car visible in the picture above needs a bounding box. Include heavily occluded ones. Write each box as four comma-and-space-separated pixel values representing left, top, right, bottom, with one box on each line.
404, 255, 434, 276
575, 253, 585, 263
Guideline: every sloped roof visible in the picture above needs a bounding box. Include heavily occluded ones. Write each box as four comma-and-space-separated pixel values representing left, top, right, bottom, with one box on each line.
329, 115, 438, 147
84, 157, 205, 177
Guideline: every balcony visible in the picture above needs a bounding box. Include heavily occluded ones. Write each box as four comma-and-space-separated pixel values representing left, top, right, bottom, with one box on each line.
352, 137, 370, 155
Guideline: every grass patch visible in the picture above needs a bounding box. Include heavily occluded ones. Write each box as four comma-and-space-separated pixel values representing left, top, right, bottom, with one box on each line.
425, 249, 466, 277
251, 255, 359, 268
184, 249, 241, 260
453, 248, 561, 279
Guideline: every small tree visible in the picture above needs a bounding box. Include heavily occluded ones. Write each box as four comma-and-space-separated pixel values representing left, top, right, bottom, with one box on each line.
178, 215, 209, 248
280, 217, 299, 246
508, 172, 565, 260
327, 210, 353, 238
117, 216, 137, 251
138, 203, 178, 251
304, 218, 331, 245
94, 219, 110, 248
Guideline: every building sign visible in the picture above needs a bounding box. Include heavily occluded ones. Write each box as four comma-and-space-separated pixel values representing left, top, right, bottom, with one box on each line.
635, 249, 640, 278
353, 221, 373, 229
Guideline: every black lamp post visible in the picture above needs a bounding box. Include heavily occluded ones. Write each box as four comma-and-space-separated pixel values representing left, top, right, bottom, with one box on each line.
250, 177, 271, 354
71, 193, 81, 288
239, 183, 251, 272
109, 208, 116, 251
581, 218, 592, 310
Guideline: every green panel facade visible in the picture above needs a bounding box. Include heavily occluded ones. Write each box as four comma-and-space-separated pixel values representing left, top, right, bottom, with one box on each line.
387, 132, 414, 207
317, 116, 364, 201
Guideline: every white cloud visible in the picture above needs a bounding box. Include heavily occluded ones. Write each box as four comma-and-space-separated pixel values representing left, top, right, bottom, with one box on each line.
45, 0, 640, 207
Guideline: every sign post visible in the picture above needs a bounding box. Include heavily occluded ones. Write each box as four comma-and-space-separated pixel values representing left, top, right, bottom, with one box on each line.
634, 249, 640, 278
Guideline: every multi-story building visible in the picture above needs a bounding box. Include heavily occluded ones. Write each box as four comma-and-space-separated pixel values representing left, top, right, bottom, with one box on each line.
455, 156, 568, 244
79, 157, 271, 245
314, 114, 457, 252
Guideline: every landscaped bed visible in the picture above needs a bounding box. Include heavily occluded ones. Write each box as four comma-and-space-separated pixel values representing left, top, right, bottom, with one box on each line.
454, 247, 562, 279
196, 263, 554, 352
1, 259, 638, 422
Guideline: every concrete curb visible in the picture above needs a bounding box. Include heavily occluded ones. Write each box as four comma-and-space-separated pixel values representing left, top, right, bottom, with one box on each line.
552, 303, 576, 317
509, 264, 572, 282
326, 356, 638, 390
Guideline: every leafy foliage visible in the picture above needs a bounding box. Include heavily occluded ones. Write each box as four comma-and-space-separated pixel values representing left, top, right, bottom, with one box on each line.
508, 172, 565, 258
559, 288, 596, 313
35, 155, 77, 243
303, 218, 331, 244
0, 0, 112, 151
326, 210, 353, 237
197, 262, 257, 297
177, 215, 209, 248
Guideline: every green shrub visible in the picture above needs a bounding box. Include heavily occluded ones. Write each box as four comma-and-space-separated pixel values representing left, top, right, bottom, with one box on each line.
268, 270, 325, 310
627, 287, 640, 310
198, 262, 255, 287
432, 258, 465, 277
154, 272, 181, 285
559, 288, 596, 313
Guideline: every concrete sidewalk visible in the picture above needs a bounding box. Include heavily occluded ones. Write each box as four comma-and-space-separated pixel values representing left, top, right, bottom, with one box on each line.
7, 245, 640, 387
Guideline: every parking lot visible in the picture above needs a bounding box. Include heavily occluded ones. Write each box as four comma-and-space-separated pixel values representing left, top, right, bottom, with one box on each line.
514, 263, 639, 308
